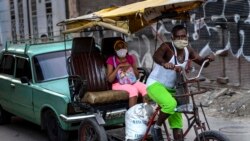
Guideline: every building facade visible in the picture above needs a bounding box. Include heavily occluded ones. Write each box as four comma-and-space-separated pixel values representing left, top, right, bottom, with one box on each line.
0, 0, 66, 48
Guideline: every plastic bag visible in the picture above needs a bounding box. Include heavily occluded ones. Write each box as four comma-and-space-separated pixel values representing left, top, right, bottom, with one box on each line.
113, 56, 137, 85
125, 103, 154, 141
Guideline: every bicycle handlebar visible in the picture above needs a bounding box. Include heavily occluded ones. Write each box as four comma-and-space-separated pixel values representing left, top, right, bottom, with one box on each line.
181, 59, 210, 81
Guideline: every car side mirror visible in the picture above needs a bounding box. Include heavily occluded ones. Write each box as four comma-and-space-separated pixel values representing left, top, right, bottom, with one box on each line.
20, 76, 30, 85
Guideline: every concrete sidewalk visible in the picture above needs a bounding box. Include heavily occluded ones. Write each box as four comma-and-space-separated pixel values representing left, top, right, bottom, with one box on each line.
183, 114, 250, 141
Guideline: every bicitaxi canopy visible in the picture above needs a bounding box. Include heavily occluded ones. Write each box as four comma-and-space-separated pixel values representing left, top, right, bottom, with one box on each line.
58, 0, 204, 35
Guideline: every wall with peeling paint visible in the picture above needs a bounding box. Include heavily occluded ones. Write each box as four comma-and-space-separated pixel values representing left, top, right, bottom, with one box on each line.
76, 0, 250, 88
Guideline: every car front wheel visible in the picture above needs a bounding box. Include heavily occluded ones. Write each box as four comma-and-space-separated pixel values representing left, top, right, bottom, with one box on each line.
0, 105, 11, 125
43, 110, 69, 141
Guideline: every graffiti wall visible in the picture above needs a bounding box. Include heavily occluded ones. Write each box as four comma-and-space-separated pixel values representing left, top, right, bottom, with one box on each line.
77, 0, 250, 88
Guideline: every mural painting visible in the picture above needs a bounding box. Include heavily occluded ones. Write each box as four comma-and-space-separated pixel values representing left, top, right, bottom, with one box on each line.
77, 0, 250, 88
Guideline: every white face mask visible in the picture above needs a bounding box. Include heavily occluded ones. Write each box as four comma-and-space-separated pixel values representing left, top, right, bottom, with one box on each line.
116, 49, 127, 58
173, 39, 188, 49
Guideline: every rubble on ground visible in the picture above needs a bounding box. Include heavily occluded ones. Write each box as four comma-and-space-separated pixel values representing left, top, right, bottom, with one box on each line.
191, 81, 250, 119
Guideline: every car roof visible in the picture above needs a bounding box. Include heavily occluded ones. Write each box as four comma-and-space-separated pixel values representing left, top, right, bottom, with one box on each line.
3, 40, 72, 57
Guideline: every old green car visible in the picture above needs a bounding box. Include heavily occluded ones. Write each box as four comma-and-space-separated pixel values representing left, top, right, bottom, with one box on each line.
0, 37, 136, 141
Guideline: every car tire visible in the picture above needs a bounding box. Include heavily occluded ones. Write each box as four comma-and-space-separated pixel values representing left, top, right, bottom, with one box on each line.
78, 118, 108, 141
43, 110, 69, 141
0, 105, 11, 125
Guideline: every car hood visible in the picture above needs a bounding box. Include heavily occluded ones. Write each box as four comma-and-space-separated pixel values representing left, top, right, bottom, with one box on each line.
36, 78, 70, 97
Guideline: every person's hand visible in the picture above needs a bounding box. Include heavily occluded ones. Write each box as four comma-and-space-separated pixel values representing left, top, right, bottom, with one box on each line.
174, 66, 182, 72
205, 53, 215, 62
162, 62, 175, 69
118, 62, 131, 71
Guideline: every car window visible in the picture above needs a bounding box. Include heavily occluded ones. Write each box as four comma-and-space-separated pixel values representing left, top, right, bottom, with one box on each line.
15, 57, 32, 80
0, 55, 15, 75
33, 51, 70, 82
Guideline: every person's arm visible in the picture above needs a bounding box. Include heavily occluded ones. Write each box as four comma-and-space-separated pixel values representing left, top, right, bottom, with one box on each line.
153, 43, 175, 69
131, 56, 139, 79
106, 57, 120, 83
153, 43, 168, 66
106, 64, 119, 83
188, 46, 215, 67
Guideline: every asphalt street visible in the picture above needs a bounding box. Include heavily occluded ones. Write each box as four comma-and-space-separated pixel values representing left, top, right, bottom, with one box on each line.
1, 114, 250, 141
0, 117, 47, 141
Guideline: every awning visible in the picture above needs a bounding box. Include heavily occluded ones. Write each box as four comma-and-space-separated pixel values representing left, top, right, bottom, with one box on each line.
58, 0, 204, 35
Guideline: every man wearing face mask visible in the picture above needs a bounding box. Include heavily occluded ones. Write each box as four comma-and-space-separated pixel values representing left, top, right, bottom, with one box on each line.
146, 25, 215, 141
106, 40, 148, 108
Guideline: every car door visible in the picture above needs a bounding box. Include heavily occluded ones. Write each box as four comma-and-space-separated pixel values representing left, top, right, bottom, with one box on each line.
10, 57, 34, 121
0, 55, 15, 112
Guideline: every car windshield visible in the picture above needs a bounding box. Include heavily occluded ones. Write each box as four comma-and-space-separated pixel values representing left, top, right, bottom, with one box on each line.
33, 50, 71, 82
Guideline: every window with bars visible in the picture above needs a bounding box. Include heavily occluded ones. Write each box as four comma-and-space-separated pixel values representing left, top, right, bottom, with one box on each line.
31, 0, 38, 41
18, 0, 25, 41
45, 0, 53, 38
9, 0, 17, 43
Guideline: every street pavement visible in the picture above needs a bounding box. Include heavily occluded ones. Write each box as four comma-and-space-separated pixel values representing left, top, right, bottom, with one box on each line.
0, 115, 250, 141
0, 117, 47, 141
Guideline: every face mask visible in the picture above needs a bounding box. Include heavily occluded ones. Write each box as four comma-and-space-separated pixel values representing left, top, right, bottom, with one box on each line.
116, 49, 127, 58
173, 39, 188, 49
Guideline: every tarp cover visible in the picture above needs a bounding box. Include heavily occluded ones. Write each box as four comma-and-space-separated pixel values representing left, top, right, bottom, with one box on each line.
58, 0, 204, 35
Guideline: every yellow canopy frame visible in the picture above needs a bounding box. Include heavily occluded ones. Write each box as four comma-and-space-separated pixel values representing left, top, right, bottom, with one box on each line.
58, 0, 204, 35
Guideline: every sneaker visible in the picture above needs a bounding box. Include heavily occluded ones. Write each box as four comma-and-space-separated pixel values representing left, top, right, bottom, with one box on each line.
151, 126, 164, 141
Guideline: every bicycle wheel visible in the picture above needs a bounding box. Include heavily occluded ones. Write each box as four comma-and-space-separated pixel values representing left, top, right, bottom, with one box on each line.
194, 130, 230, 141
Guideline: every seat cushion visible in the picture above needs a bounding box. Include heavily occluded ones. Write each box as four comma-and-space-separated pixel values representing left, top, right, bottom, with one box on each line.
82, 90, 129, 104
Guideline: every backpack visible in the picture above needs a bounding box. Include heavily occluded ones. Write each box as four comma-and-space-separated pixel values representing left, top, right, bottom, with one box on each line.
113, 56, 137, 85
